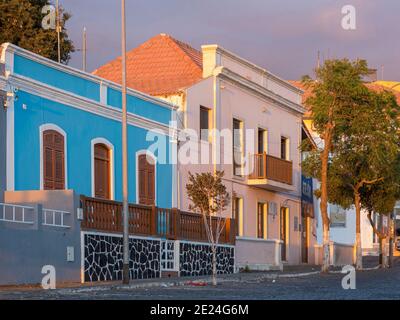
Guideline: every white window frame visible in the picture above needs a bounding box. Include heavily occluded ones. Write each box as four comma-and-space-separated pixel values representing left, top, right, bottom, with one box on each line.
281, 135, 290, 161
91, 137, 115, 200
233, 196, 244, 237
39, 123, 68, 190
233, 117, 245, 177
257, 126, 268, 154
256, 201, 268, 240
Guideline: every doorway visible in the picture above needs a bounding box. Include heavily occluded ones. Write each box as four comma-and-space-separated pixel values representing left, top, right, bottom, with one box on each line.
301, 214, 309, 263
280, 207, 288, 262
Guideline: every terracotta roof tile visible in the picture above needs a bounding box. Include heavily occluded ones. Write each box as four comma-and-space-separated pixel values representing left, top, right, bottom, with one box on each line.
93, 34, 203, 96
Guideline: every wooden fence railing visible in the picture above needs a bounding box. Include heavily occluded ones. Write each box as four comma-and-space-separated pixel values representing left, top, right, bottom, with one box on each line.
250, 153, 293, 185
81, 196, 235, 244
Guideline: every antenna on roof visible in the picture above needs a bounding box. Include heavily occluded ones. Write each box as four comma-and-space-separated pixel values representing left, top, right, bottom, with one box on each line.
82, 27, 87, 72
56, 0, 61, 63
317, 50, 321, 70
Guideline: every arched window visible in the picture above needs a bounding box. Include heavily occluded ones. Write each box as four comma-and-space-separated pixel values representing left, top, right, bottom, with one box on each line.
43, 130, 65, 190
138, 153, 155, 205
94, 143, 111, 199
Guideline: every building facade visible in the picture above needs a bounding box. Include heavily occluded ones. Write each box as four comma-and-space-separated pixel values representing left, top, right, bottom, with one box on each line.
292, 79, 400, 259
1, 43, 215, 285
94, 34, 317, 268
0, 43, 177, 208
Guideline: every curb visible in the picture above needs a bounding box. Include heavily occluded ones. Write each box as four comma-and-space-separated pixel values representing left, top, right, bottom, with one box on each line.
59, 271, 321, 294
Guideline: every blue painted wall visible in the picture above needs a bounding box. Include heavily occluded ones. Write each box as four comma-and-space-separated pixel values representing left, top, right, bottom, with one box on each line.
11, 53, 174, 208
14, 55, 100, 102
13, 54, 172, 125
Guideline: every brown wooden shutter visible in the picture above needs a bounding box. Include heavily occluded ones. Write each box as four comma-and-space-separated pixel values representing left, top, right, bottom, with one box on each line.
94, 144, 111, 199
43, 130, 65, 190
138, 154, 155, 205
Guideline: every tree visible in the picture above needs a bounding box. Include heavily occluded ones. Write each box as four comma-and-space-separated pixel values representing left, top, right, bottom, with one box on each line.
361, 163, 400, 268
302, 59, 370, 272
306, 88, 400, 270
186, 171, 230, 286
0, 0, 74, 63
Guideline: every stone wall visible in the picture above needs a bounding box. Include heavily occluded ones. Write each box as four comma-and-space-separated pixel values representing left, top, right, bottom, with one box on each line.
179, 241, 235, 277
83, 233, 235, 282
83, 232, 161, 282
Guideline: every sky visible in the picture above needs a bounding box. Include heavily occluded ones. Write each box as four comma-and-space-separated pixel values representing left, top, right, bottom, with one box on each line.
62, 0, 400, 81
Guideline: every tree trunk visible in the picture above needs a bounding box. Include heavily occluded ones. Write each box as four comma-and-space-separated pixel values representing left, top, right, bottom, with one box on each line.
382, 236, 388, 268
379, 213, 383, 267
389, 214, 394, 268
211, 245, 217, 286
320, 139, 331, 272
354, 191, 363, 270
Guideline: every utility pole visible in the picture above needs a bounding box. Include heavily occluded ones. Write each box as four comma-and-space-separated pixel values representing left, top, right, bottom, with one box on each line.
82, 27, 87, 72
121, 0, 130, 285
56, 0, 61, 63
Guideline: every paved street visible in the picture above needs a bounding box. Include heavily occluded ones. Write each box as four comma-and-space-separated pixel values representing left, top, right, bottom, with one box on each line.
1, 257, 399, 300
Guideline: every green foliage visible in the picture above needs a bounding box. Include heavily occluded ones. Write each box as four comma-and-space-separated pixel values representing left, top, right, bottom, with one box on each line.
302, 59, 400, 215
0, 0, 74, 63
360, 155, 400, 215
329, 88, 400, 208
186, 171, 230, 216
302, 59, 370, 144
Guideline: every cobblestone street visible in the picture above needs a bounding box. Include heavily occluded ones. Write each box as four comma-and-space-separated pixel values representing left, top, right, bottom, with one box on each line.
1, 257, 399, 300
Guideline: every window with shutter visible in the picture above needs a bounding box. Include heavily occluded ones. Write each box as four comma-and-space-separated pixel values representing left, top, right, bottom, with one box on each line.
94, 143, 111, 199
138, 154, 155, 205
43, 130, 65, 190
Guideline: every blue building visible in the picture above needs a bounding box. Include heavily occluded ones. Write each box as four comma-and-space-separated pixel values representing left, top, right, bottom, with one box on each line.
0, 43, 178, 208
0, 44, 235, 285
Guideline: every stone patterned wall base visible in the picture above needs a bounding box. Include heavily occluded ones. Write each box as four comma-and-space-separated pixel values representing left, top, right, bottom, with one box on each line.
179, 242, 235, 277
83, 233, 160, 282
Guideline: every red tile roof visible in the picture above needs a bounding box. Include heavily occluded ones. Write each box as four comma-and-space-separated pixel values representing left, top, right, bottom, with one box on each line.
93, 34, 203, 96
289, 80, 400, 118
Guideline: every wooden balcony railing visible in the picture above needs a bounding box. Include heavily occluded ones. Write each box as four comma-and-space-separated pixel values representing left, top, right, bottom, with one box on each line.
80, 196, 235, 244
250, 153, 293, 185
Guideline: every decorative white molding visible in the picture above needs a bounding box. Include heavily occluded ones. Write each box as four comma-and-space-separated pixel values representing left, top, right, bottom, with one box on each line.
99, 81, 108, 105
8, 73, 175, 137
91, 138, 115, 200
202, 44, 303, 95
2, 43, 177, 110
236, 236, 283, 244
39, 124, 68, 190
216, 67, 305, 115
6, 89, 14, 190
179, 239, 235, 249
1, 43, 14, 75
135, 150, 157, 206
81, 230, 162, 242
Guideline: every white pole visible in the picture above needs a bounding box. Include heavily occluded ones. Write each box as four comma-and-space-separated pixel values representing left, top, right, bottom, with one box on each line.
121, 0, 130, 285
56, 0, 61, 63
82, 27, 87, 72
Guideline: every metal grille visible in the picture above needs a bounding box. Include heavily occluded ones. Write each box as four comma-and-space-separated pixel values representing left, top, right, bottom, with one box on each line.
161, 240, 176, 271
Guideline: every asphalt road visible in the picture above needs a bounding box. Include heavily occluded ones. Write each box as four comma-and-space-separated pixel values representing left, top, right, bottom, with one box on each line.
1, 259, 400, 300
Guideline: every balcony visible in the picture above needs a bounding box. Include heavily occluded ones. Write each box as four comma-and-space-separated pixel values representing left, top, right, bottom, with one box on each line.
248, 153, 295, 192
80, 196, 236, 245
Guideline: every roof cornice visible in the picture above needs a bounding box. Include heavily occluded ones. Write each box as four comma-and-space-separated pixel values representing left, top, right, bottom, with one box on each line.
7, 73, 176, 136
1, 43, 178, 111
215, 67, 305, 115
202, 44, 304, 95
